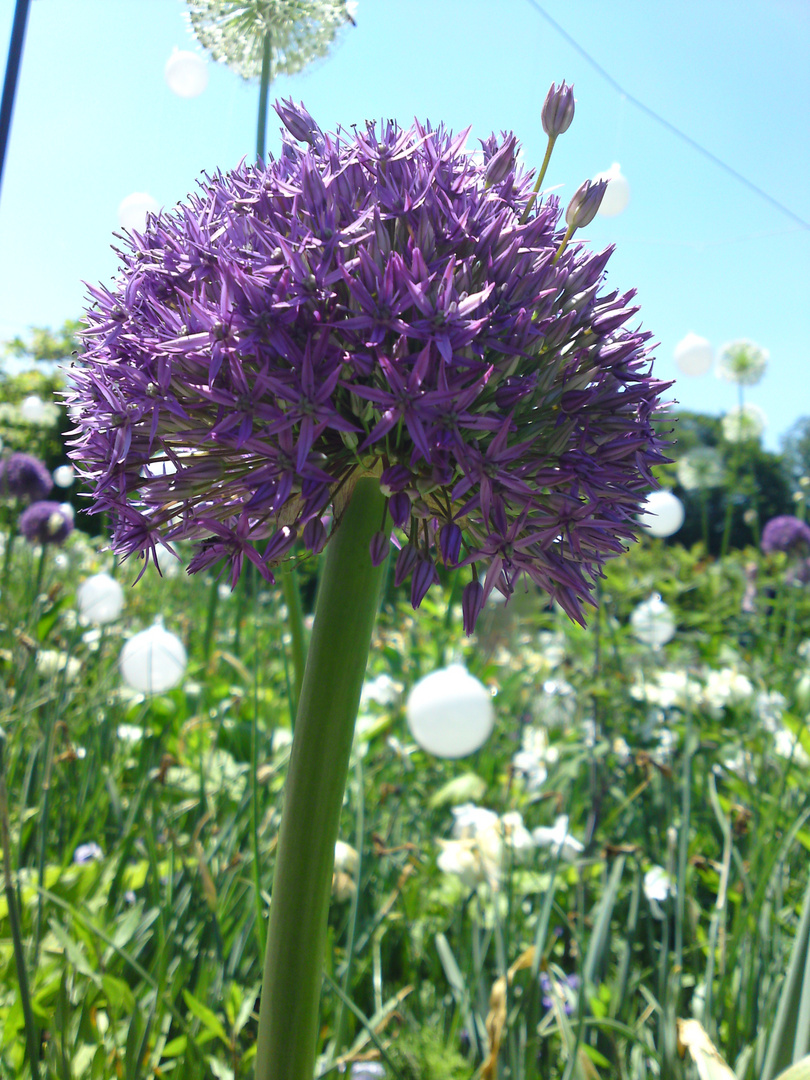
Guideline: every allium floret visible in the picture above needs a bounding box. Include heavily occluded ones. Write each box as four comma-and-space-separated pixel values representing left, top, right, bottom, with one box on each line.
761, 515, 810, 555
0, 452, 54, 503
68, 102, 670, 629
18, 501, 74, 546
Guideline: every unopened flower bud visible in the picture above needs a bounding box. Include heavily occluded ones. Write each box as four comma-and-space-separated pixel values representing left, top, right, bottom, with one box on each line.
541, 81, 575, 138
369, 530, 390, 567
462, 580, 484, 635
275, 98, 325, 152
485, 135, 517, 187
565, 179, 608, 229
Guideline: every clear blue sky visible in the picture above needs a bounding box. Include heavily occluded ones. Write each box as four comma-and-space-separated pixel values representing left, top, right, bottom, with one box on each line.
1, 0, 808, 451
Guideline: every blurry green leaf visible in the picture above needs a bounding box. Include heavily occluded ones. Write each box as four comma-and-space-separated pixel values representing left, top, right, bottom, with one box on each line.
101, 974, 135, 1013
428, 772, 487, 809
183, 990, 230, 1048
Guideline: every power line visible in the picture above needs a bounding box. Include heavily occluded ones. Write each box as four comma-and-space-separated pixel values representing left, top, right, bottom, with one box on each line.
524, 0, 810, 231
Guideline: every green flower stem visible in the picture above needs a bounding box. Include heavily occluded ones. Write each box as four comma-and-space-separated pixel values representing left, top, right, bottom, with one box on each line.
520, 135, 556, 225
255, 477, 387, 1080
256, 28, 272, 162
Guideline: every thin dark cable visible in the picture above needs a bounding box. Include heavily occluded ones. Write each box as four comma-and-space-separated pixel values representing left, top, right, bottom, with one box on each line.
525, 0, 810, 231
0, 0, 32, 203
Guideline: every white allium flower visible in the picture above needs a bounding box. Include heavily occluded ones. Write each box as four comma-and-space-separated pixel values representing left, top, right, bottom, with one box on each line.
643, 865, 674, 903
451, 803, 499, 840
702, 667, 753, 715
676, 446, 725, 491
532, 815, 584, 861
630, 593, 676, 648
185, 0, 355, 80
754, 690, 787, 733
334, 840, 359, 876
716, 339, 768, 386
721, 403, 767, 443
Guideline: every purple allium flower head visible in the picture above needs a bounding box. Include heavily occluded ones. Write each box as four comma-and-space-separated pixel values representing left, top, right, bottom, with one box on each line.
542, 81, 575, 138
761, 515, 810, 555
68, 104, 670, 628
18, 501, 74, 546
0, 452, 54, 502
565, 179, 608, 230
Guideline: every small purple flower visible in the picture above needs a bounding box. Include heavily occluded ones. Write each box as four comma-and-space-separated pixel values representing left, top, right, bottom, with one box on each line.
68, 104, 670, 630
74, 842, 103, 864
761, 515, 810, 555
542, 81, 575, 138
565, 179, 608, 229
462, 580, 484, 635
0, 452, 54, 502
18, 501, 74, 546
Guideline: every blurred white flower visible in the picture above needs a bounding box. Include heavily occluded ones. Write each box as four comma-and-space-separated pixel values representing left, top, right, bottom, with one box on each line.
437, 839, 485, 889
20, 394, 59, 426
754, 690, 787, 733
334, 840, 359, 876
451, 803, 499, 839
53, 464, 75, 488
117, 724, 145, 743
36, 649, 80, 682
773, 728, 810, 767
185, 0, 355, 80
676, 447, 725, 491
77, 572, 125, 625
716, 339, 768, 386
643, 865, 674, 903
631, 669, 701, 711
638, 490, 684, 537
702, 668, 753, 715
119, 621, 187, 694
512, 725, 558, 792
74, 842, 103, 864
535, 678, 577, 728
361, 672, 401, 707
722, 403, 767, 443
532, 815, 583, 861
673, 332, 713, 377
630, 593, 676, 648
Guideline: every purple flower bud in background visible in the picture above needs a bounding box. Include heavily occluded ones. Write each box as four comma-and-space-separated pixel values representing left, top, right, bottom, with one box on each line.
18, 501, 74, 546
541, 81, 575, 138
388, 491, 411, 530
74, 842, 103, 864
761, 515, 810, 555
394, 544, 419, 588
411, 555, 439, 608
485, 134, 517, 187
0, 452, 54, 502
462, 580, 484, 635
275, 97, 325, 152
369, 530, 390, 567
439, 522, 462, 566
302, 516, 328, 554
565, 179, 608, 229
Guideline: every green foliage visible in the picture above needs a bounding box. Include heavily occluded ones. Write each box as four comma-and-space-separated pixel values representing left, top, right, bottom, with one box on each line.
1, 453, 810, 1077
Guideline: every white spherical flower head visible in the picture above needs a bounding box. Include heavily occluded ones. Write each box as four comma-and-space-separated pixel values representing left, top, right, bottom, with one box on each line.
676, 446, 724, 491
164, 48, 209, 97
673, 332, 713, 377
630, 593, 676, 648
717, 339, 768, 386
722, 403, 767, 444
118, 192, 160, 233
77, 572, 125, 625
53, 464, 75, 488
184, 0, 354, 80
593, 162, 629, 217
643, 865, 673, 903
119, 620, 187, 694
406, 665, 494, 758
638, 490, 684, 537
20, 395, 50, 425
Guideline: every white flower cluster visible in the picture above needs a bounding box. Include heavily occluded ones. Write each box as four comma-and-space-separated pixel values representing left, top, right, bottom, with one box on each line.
512, 725, 559, 792
631, 666, 753, 717
437, 802, 583, 890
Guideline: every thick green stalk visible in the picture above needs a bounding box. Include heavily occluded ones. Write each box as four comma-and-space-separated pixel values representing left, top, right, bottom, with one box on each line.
255, 477, 387, 1080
